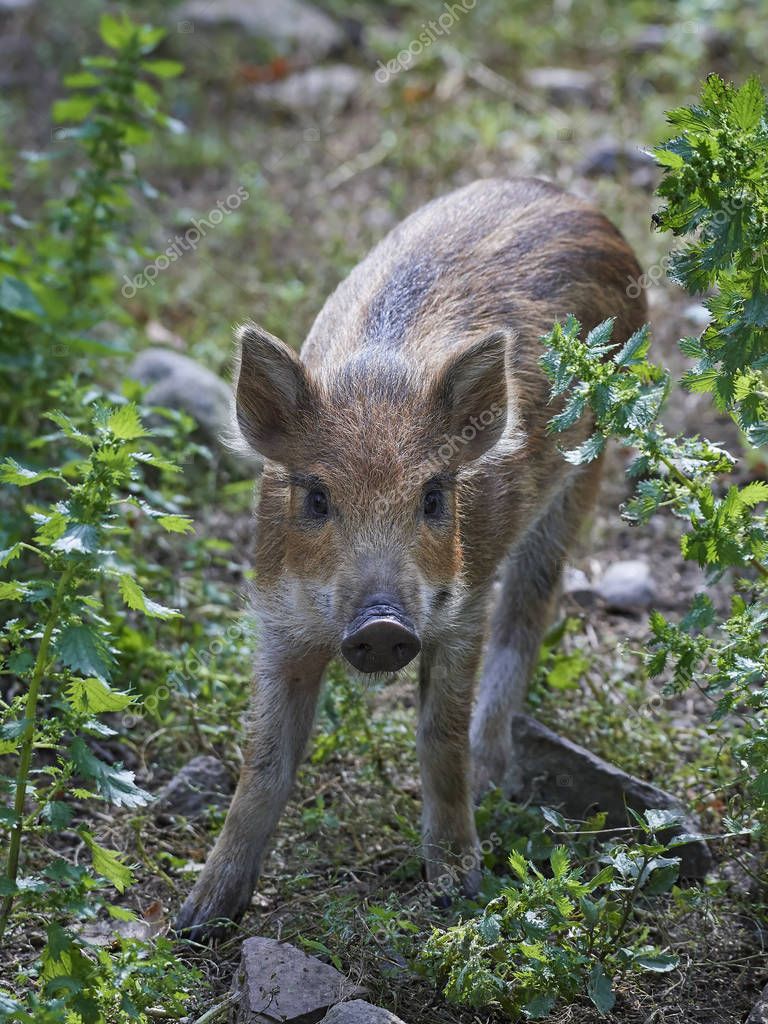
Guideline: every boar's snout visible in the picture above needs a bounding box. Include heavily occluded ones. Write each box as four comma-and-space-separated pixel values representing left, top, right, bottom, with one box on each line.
341, 598, 421, 674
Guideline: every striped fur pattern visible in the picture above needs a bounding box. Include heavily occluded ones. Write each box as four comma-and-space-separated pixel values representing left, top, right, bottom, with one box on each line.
175, 178, 647, 940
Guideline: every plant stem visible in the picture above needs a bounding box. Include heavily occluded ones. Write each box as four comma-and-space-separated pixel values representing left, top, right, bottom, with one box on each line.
0, 562, 77, 940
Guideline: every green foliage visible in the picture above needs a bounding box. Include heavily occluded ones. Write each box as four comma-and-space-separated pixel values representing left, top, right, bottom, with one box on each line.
654, 75, 768, 440
421, 809, 684, 1018
540, 75, 768, 832
0, 402, 197, 1018
0, 13, 182, 458
0, 15, 202, 1022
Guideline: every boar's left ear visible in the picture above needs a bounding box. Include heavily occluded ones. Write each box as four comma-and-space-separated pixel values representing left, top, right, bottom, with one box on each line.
234, 321, 314, 464
432, 329, 510, 465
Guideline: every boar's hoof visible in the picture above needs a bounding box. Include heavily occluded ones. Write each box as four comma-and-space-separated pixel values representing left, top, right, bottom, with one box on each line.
173, 879, 252, 944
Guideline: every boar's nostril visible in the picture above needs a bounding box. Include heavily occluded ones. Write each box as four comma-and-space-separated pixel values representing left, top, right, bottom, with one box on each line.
341, 615, 421, 674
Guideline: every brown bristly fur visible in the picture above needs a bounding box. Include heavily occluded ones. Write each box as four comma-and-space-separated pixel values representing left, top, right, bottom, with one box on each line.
175, 177, 647, 940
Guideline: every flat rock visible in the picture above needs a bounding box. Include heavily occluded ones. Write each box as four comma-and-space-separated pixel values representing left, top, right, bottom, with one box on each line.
154, 755, 233, 819
508, 714, 712, 878
252, 65, 364, 115
523, 66, 600, 106
176, 0, 344, 60
129, 347, 261, 474
596, 559, 656, 614
561, 566, 595, 607
231, 937, 366, 1023
320, 1001, 408, 1023
577, 139, 657, 190
748, 983, 768, 1024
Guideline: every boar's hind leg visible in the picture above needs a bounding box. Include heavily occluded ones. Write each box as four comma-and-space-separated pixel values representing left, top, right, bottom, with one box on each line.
418, 601, 488, 899
174, 651, 326, 942
470, 458, 603, 799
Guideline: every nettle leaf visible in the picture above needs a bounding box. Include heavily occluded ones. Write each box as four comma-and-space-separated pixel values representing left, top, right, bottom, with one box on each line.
52, 522, 100, 554
81, 831, 134, 892
0, 580, 30, 602
738, 481, 768, 507
118, 572, 180, 619
614, 323, 651, 367
0, 458, 60, 486
157, 513, 195, 534
69, 737, 150, 807
731, 74, 765, 131
562, 432, 605, 465
0, 543, 21, 568
57, 624, 113, 681
66, 677, 134, 714
0, 718, 32, 754
587, 961, 615, 1014
107, 403, 147, 440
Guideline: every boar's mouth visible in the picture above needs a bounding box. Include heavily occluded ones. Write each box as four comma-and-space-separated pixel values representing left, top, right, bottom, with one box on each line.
340, 600, 421, 674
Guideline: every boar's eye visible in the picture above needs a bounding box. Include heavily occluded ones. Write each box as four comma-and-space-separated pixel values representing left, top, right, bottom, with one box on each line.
422, 488, 445, 520
305, 487, 330, 521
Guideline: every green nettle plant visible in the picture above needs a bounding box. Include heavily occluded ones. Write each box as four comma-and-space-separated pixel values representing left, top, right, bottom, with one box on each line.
0, 403, 196, 1020
0, 14, 200, 1023
539, 74, 768, 830
421, 809, 684, 1017
423, 73, 767, 1019
0, 13, 182, 458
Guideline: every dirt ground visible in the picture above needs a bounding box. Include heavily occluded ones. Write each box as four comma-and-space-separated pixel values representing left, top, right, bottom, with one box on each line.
3, 0, 768, 1020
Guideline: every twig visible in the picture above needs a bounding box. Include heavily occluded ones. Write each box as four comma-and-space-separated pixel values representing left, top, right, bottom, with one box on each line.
189, 992, 238, 1024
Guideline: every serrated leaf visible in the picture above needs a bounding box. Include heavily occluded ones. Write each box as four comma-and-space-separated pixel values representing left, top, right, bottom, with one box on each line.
550, 845, 570, 880
66, 677, 133, 714
0, 581, 29, 602
0, 458, 59, 486
731, 75, 765, 131
52, 522, 99, 554
107, 403, 147, 440
157, 514, 194, 534
562, 432, 605, 465
82, 832, 134, 892
69, 737, 150, 808
0, 543, 21, 568
57, 624, 113, 682
118, 574, 180, 619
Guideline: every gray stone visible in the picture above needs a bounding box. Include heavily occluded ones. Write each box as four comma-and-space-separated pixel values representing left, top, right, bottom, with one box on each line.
508, 714, 713, 878
252, 65, 364, 115
523, 67, 600, 106
561, 566, 595, 607
624, 24, 670, 54
231, 937, 366, 1023
748, 983, 768, 1024
321, 1001, 407, 1023
177, 0, 344, 60
154, 755, 233, 819
129, 347, 261, 473
578, 139, 657, 190
596, 559, 656, 614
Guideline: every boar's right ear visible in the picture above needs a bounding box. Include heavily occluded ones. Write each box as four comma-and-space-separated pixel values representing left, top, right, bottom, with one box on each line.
432, 329, 511, 466
234, 321, 313, 464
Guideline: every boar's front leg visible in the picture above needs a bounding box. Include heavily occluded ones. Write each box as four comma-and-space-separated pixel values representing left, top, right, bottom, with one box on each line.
174, 650, 326, 942
417, 608, 487, 898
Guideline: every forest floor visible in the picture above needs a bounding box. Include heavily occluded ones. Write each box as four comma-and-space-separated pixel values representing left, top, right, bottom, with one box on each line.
3, 0, 768, 1021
